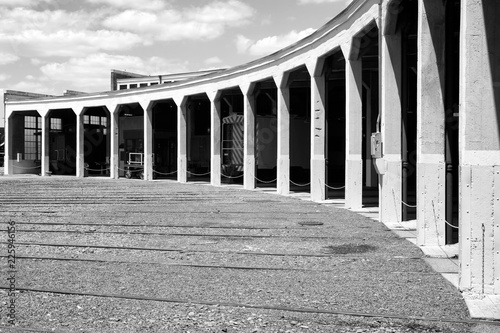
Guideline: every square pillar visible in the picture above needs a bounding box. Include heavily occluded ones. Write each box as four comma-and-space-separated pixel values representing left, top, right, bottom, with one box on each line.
141, 101, 153, 181
379, 23, 403, 223
343, 43, 363, 209
175, 97, 188, 183
75, 108, 85, 178
4, 112, 11, 175
208, 91, 222, 187
307, 59, 327, 202
274, 73, 291, 195
108, 105, 119, 179
41, 112, 50, 176
459, 0, 500, 296
241, 83, 256, 190
416, 0, 446, 246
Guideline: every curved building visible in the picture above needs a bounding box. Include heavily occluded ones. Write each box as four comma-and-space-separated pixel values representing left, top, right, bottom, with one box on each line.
3, 0, 500, 303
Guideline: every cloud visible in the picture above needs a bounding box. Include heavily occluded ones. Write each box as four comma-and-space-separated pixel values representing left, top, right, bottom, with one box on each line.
298, 0, 349, 4
103, 0, 255, 42
0, 7, 143, 57
2, 30, 143, 58
38, 53, 190, 92
0, 52, 19, 65
85, 0, 167, 11
204, 57, 223, 65
0, 74, 11, 81
0, 0, 54, 7
236, 28, 316, 56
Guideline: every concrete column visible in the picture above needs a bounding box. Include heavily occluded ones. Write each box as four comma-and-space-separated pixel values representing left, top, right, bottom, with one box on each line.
40, 109, 50, 177
174, 96, 188, 183
140, 100, 153, 181
4, 111, 12, 175
241, 82, 256, 190
342, 43, 363, 209
208, 91, 222, 187
416, 0, 446, 246
108, 104, 119, 179
459, 0, 500, 296
273, 73, 291, 195
306, 59, 327, 202
379, 20, 403, 223
75, 108, 85, 178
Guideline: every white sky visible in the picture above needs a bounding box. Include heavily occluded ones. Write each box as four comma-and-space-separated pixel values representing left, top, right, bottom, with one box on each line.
0, 0, 350, 95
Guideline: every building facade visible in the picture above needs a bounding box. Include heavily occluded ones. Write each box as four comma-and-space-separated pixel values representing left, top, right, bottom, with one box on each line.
3, 0, 500, 300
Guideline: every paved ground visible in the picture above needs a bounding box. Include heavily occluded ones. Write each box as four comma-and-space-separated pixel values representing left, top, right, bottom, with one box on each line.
0, 176, 497, 332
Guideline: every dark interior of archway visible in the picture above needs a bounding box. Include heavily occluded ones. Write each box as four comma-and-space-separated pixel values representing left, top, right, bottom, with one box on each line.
399, 0, 418, 221
360, 25, 380, 207
325, 51, 346, 199
289, 67, 311, 192
152, 100, 177, 179
187, 95, 210, 180
48, 109, 76, 176
255, 81, 278, 186
83, 107, 109, 176
118, 103, 143, 178
444, 0, 460, 244
220, 89, 244, 185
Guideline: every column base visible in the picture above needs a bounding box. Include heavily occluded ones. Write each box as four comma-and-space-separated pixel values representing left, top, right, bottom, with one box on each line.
211, 156, 221, 186
345, 159, 363, 209
459, 164, 499, 295
311, 157, 326, 202
380, 159, 402, 224
416, 162, 446, 246
277, 157, 290, 195
244, 156, 255, 190
178, 156, 187, 183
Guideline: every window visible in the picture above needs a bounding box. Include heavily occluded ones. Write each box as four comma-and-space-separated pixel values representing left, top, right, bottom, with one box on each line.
119, 85, 127, 90
140, 83, 148, 87
90, 116, 100, 125
83, 115, 90, 124
24, 116, 41, 161
50, 118, 62, 131
129, 84, 137, 89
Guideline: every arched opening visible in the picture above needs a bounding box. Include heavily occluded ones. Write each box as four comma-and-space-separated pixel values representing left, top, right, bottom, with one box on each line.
82, 107, 110, 177
47, 109, 77, 176
152, 99, 178, 180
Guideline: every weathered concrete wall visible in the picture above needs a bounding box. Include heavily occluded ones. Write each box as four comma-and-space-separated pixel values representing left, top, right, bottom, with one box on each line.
416, 0, 446, 246
459, 0, 500, 295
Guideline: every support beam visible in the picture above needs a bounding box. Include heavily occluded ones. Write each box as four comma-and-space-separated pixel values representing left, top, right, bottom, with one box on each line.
416, 0, 446, 246
174, 96, 188, 183
459, 0, 500, 296
240, 82, 256, 190
307, 59, 327, 202
208, 90, 222, 187
75, 107, 85, 178
108, 104, 119, 179
379, 21, 403, 223
140, 100, 154, 181
273, 73, 291, 195
342, 43, 363, 210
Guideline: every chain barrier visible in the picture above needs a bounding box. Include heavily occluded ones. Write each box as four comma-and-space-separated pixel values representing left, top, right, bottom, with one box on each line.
153, 170, 178, 176
221, 173, 244, 179
186, 170, 211, 177
84, 166, 110, 172
325, 184, 345, 190
444, 219, 459, 229
401, 200, 417, 208
11, 165, 41, 170
289, 180, 311, 187
255, 177, 277, 184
